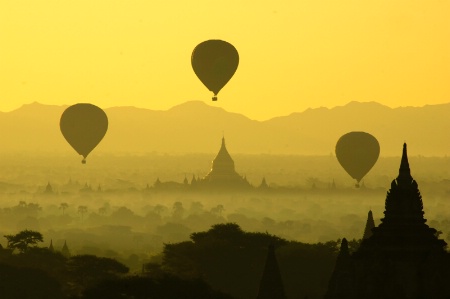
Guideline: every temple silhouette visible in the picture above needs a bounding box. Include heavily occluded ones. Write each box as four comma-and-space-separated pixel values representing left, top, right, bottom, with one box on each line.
256, 244, 287, 299
196, 137, 251, 190
153, 137, 252, 191
325, 143, 450, 298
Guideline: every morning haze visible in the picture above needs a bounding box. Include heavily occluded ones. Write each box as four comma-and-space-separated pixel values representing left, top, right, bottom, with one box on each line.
0, 101, 449, 297
1, 0, 449, 296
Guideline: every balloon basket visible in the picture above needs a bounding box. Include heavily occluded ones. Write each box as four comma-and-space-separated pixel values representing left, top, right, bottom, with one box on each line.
355, 183, 360, 188
82, 158, 86, 164
212, 96, 217, 101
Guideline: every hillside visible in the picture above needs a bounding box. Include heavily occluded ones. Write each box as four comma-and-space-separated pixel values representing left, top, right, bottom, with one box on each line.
0, 101, 449, 156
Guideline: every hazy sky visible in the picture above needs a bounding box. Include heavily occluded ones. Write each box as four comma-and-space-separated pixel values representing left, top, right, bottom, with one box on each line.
0, 0, 449, 120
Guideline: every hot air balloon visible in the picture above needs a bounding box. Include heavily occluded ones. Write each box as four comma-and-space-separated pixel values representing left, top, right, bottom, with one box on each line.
60, 103, 108, 164
191, 39, 239, 101
335, 131, 380, 188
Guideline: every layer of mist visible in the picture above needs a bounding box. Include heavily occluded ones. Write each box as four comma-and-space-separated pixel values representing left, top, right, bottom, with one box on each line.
1, 153, 449, 274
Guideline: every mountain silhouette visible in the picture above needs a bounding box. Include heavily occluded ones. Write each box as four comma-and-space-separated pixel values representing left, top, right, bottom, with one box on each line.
0, 101, 449, 156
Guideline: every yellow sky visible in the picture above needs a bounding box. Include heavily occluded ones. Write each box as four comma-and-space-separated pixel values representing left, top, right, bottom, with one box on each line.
0, 0, 449, 120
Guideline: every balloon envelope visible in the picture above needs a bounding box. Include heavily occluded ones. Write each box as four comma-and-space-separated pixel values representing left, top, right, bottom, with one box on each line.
191, 40, 239, 100
60, 103, 108, 163
335, 132, 380, 184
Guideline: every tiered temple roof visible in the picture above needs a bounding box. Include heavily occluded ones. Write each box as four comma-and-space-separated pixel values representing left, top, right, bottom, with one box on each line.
200, 137, 251, 189
359, 143, 446, 257
325, 143, 450, 299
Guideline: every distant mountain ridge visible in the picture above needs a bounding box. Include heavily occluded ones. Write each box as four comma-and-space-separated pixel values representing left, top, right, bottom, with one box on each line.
0, 101, 449, 156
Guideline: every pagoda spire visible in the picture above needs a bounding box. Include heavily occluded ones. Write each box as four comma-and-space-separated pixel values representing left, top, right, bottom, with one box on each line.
396, 143, 413, 186
48, 239, 54, 252
256, 244, 287, 299
365, 143, 446, 254
221, 135, 226, 148
362, 210, 375, 239
259, 177, 269, 189
382, 143, 425, 222
45, 182, 53, 194
339, 238, 349, 257
324, 238, 354, 299
208, 136, 235, 175
61, 240, 71, 258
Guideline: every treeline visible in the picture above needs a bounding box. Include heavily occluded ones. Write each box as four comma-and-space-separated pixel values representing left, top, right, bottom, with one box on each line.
0, 199, 376, 258
0, 225, 361, 299
1, 198, 449, 266
0, 229, 234, 299
148, 223, 362, 299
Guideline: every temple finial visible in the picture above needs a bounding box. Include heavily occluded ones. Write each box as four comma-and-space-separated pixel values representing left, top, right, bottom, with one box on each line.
397, 143, 412, 184
363, 210, 375, 239
49, 239, 54, 252
340, 238, 349, 256
256, 243, 287, 299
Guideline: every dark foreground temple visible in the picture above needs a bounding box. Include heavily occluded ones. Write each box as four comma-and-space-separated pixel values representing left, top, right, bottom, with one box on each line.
256, 244, 287, 299
325, 143, 450, 299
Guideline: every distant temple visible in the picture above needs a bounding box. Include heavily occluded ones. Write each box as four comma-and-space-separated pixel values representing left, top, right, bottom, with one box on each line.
44, 182, 54, 194
152, 137, 252, 191
258, 177, 270, 190
196, 137, 251, 190
362, 210, 375, 240
324, 143, 450, 298
61, 240, 71, 258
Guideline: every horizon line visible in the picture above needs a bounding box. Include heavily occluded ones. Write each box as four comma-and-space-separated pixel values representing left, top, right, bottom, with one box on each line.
2, 100, 450, 122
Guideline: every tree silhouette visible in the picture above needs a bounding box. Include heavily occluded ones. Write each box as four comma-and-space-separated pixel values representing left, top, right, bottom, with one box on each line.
153, 204, 167, 216
190, 201, 204, 214
2, 247, 67, 280
172, 201, 184, 219
98, 207, 107, 215
4, 230, 44, 253
78, 205, 88, 220
0, 263, 64, 299
161, 223, 339, 299
162, 223, 288, 298
59, 202, 69, 215
210, 204, 225, 216
98, 202, 110, 216
67, 254, 129, 293
14, 201, 42, 217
